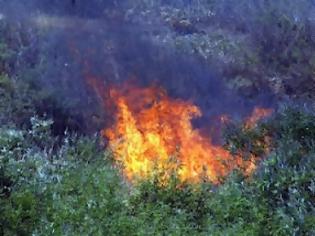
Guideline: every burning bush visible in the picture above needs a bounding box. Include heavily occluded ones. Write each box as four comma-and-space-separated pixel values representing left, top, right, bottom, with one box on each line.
1, 1, 315, 235
86, 78, 274, 184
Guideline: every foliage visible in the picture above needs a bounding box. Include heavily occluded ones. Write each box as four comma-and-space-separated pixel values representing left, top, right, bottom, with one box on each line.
0, 108, 314, 235
1, 1, 315, 235
223, 106, 315, 235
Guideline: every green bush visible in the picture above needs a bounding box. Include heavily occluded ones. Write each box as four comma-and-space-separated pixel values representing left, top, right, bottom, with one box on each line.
0, 117, 115, 235
224, 106, 315, 235
1, 108, 315, 235
1, 2, 315, 235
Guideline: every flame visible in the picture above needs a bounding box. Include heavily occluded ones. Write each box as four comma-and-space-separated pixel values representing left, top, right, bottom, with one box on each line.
93, 82, 259, 184
245, 107, 273, 128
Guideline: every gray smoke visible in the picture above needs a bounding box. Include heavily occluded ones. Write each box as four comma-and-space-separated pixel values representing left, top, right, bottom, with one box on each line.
0, 0, 276, 136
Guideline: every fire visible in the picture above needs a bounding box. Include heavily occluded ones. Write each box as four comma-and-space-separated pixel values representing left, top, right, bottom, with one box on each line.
245, 107, 273, 128
92, 81, 260, 184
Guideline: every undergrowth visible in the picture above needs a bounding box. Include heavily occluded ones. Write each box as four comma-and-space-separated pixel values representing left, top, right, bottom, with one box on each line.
1, 107, 315, 235
1, 2, 315, 235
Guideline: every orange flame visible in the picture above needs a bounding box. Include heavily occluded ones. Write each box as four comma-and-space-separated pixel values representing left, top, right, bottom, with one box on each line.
245, 107, 273, 128
93, 81, 260, 184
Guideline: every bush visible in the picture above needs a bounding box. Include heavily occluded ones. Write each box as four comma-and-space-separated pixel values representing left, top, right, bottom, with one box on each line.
1, 2, 315, 235
224, 106, 315, 235
1, 108, 315, 235
0, 116, 116, 235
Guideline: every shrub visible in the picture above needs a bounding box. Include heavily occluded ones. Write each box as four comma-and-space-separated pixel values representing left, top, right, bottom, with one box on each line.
0, 117, 117, 235
224, 106, 315, 235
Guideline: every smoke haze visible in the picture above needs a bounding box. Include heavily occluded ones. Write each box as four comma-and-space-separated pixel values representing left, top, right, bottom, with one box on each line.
0, 0, 276, 136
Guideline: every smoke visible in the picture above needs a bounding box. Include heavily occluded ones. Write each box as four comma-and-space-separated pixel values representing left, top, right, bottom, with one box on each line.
0, 0, 276, 136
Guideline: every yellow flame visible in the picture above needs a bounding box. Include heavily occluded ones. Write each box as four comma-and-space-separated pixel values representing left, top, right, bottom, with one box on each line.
101, 84, 256, 184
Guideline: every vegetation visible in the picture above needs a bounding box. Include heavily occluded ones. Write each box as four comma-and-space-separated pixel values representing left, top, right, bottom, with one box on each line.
1, 108, 315, 235
1, 1, 315, 235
